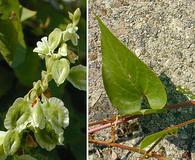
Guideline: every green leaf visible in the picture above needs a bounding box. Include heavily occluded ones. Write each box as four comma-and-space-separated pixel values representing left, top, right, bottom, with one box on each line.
34, 123, 64, 151
0, 0, 26, 67
140, 128, 178, 149
0, 0, 20, 20
3, 130, 21, 155
97, 17, 167, 115
51, 58, 70, 86
48, 28, 62, 51
14, 154, 37, 160
42, 97, 69, 134
4, 98, 31, 132
20, 7, 37, 22
14, 49, 40, 86
67, 65, 86, 91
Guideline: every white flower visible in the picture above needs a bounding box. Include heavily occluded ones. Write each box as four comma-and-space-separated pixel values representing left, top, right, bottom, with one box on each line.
33, 37, 50, 58
58, 43, 68, 56
63, 24, 79, 46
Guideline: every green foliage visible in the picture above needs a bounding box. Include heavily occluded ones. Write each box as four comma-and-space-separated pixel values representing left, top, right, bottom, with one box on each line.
0, 0, 26, 67
0, 3, 86, 159
97, 17, 195, 157
67, 65, 86, 91
140, 128, 178, 149
97, 17, 167, 115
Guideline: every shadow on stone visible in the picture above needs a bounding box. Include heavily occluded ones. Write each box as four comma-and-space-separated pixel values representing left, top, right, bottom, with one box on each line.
138, 73, 195, 153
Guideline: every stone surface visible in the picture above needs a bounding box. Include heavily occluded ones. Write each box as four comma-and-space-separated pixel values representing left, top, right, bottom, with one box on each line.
88, 0, 195, 159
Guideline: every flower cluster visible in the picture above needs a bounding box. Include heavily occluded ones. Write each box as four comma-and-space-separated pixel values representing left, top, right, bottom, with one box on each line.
0, 8, 81, 159
33, 8, 80, 59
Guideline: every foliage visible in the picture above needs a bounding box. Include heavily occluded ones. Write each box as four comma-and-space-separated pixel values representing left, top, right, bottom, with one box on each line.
97, 17, 194, 157
0, 1, 86, 160
97, 17, 167, 115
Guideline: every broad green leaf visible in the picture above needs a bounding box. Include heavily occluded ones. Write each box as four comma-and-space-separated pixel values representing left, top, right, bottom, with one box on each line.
20, 7, 37, 22
14, 49, 40, 86
97, 17, 167, 115
3, 130, 21, 155
14, 154, 37, 160
140, 128, 178, 149
67, 65, 86, 91
4, 98, 31, 132
42, 97, 69, 134
0, 0, 20, 20
51, 58, 70, 86
34, 123, 64, 151
48, 28, 62, 51
0, 0, 26, 67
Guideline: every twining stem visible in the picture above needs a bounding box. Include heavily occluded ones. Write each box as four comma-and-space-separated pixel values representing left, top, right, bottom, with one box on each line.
89, 100, 195, 134
89, 115, 141, 133
89, 119, 195, 159
89, 139, 166, 160
168, 118, 195, 129
141, 118, 195, 159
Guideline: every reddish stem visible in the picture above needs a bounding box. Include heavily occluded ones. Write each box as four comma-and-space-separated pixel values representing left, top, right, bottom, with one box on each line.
89, 100, 195, 134
89, 139, 166, 159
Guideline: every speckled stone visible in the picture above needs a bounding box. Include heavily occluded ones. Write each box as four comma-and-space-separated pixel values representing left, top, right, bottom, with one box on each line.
88, 0, 195, 159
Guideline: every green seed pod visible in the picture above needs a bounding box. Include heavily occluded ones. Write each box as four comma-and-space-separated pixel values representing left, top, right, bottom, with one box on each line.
4, 98, 31, 132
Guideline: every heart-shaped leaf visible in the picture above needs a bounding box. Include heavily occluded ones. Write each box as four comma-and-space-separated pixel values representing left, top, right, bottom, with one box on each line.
51, 58, 70, 86
97, 17, 167, 115
67, 65, 86, 91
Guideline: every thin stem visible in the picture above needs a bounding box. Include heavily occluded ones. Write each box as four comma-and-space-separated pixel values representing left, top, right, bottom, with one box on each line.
89, 100, 195, 134
89, 139, 166, 160
168, 118, 195, 130
89, 115, 141, 134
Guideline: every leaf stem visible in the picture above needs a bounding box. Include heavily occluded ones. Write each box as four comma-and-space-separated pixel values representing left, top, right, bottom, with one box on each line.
89, 139, 166, 160
89, 100, 195, 134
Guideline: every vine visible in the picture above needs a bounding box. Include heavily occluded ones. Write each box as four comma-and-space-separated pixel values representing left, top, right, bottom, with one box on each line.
88, 17, 195, 159
0, 8, 85, 159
